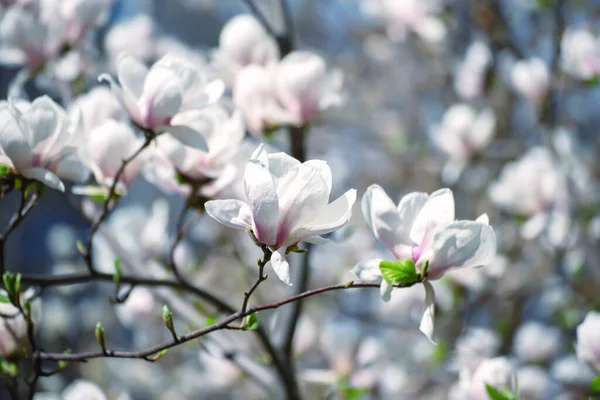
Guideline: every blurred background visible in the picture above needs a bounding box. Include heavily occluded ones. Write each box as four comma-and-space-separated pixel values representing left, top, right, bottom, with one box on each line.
1, 0, 600, 399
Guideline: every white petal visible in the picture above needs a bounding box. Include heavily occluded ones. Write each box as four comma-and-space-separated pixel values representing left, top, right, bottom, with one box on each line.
204, 79, 226, 104
244, 159, 279, 245
350, 257, 384, 282
166, 125, 208, 151
361, 184, 406, 255
98, 73, 141, 122
204, 199, 252, 230
287, 188, 356, 244
427, 220, 498, 279
303, 235, 329, 244
520, 213, 548, 240
54, 152, 90, 183
410, 188, 455, 244
267, 152, 300, 180
139, 67, 183, 128
397, 191, 429, 234
19, 96, 60, 151
22, 167, 65, 192
476, 213, 490, 225
270, 248, 292, 286
419, 281, 436, 344
250, 144, 269, 166
303, 159, 332, 197
0, 104, 31, 170
380, 279, 393, 302
115, 53, 148, 98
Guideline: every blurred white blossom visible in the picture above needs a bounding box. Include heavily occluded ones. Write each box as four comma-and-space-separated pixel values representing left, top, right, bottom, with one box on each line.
511, 57, 550, 103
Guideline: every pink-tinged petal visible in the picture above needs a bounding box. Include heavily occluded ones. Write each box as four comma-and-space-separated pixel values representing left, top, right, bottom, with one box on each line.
115, 53, 148, 98
397, 191, 429, 237
18, 96, 59, 151
380, 279, 393, 302
426, 220, 497, 280
303, 160, 332, 197
268, 152, 300, 180
269, 248, 292, 286
244, 159, 279, 245
410, 188, 455, 244
419, 281, 436, 344
166, 125, 208, 151
361, 184, 407, 255
0, 104, 31, 171
138, 67, 183, 129
286, 188, 356, 245
351, 257, 384, 282
98, 73, 142, 123
275, 164, 331, 245
22, 167, 64, 192
204, 199, 252, 230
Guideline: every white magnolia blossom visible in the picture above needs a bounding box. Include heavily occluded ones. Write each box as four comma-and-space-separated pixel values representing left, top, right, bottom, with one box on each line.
115, 287, 156, 327
513, 321, 562, 363
561, 28, 600, 80
68, 86, 126, 136
431, 104, 495, 184
234, 51, 343, 134
100, 53, 225, 149
454, 41, 492, 100
576, 311, 600, 372
469, 357, 517, 400
510, 57, 550, 103
0, 288, 39, 357
361, 0, 446, 43
104, 14, 157, 67
58, 0, 112, 45
75, 119, 147, 195
353, 185, 496, 342
489, 147, 569, 242
61, 379, 107, 400
212, 14, 279, 86
0, 96, 89, 191
146, 105, 244, 198
205, 144, 357, 285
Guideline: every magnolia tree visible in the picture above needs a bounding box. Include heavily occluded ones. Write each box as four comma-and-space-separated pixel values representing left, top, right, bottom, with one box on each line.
0, 0, 598, 399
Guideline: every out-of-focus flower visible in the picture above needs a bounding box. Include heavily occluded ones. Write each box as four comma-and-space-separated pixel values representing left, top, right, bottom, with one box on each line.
212, 14, 279, 86
517, 366, 555, 400
468, 357, 517, 400
104, 15, 157, 67
234, 51, 342, 134
361, 0, 446, 43
561, 28, 600, 81
0, 288, 39, 358
62, 379, 107, 400
454, 41, 492, 100
0, 5, 62, 71
147, 105, 245, 198
513, 321, 561, 363
58, 0, 112, 45
489, 147, 570, 242
100, 53, 225, 149
454, 327, 501, 375
205, 144, 356, 285
0, 96, 89, 191
68, 86, 126, 136
576, 311, 600, 372
353, 185, 496, 342
115, 287, 155, 327
511, 57, 550, 103
74, 119, 148, 195
431, 104, 495, 184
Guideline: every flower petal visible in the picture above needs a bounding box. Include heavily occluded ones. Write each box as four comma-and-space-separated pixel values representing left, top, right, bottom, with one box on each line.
166, 125, 208, 151
250, 144, 269, 166
426, 220, 497, 279
115, 53, 148, 98
267, 152, 300, 180
205, 199, 252, 230
98, 73, 142, 123
286, 188, 356, 244
270, 248, 292, 286
244, 159, 279, 245
361, 184, 407, 255
18, 96, 59, 152
350, 257, 384, 282
380, 279, 393, 302
0, 103, 31, 170
139, 67, 183, 128
419, 281, 436, 344
22, 167, 65, 192
303, 159, 332, 198
410, 188, 455, 245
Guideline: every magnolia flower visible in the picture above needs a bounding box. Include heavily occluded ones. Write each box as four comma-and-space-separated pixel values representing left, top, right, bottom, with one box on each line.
576, 311, 600, 372
513, 321, 561, 363
68, 86, 126, 136
510, 57, 550, 103
0, 5, 63, 71
489, 147, 569, 241
62, 379, 107, 400
58, 0, 112, 45
234, 51, 342, 134
361, 0, 446, 43
74, 119, 147, 195
454, 41, 492, 100
469, 357, 517, 400
100, 53, 225, 149
274, 51, 343, 125
0, 288, 38, 358
352, 185, 496, 342
431, 104, 495, 184
103, 14, 157, 67
205, 145, 357, 285
212, 14, 279, 86
145, 105, 243, 199
561, 28, 600, 81
0, 96, 89, 191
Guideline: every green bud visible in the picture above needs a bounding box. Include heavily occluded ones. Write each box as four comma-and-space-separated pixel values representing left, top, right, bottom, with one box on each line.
241, 312, 259, 330
95, 322, 106, 352
162, 305, 178, 341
